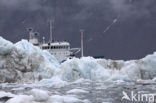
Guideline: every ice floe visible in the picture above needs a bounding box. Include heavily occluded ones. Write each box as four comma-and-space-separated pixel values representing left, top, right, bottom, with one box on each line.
0, 36, 156, 84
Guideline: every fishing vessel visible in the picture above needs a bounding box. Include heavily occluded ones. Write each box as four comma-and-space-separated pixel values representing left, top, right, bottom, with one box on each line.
28, 20, 82, 62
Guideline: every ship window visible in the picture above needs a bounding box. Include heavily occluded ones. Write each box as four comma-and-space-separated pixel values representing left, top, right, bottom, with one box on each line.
65, 46, 68, 49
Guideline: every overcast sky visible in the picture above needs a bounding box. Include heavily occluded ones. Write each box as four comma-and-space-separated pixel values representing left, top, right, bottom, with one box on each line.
0, 0, 156, 60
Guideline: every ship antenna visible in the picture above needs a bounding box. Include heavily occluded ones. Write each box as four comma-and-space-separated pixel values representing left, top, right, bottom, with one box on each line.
28, 28, 33, 41
80, 29, 84, 57
49, 19, 54, 43
42, 36, 45, 43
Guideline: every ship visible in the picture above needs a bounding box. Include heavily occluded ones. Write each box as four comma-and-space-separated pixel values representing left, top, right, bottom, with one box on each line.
28, 20, 83, 62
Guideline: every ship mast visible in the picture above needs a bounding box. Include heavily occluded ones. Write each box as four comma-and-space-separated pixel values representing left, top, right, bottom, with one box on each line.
49, 19, 54, 43
80, 29, 84, 57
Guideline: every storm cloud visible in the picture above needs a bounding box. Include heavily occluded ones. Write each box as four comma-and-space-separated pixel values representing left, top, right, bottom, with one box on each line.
0, 0, 156, 60
0, 0, 43, 11
110, 0, 155, 19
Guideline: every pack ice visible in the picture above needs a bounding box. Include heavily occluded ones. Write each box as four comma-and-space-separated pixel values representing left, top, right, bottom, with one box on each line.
0, 37, 59, 83
0, 36, 156, 83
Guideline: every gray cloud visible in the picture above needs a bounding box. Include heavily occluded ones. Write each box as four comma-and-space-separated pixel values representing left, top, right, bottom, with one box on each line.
74, 0, 156, 23
0, 0, 156, 60
110, 0, 154, 20
0, 0, 42, 11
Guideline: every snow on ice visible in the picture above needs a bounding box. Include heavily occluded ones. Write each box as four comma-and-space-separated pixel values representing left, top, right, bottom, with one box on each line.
0, 37, 59, 83
5, 89, 83, 103
67, 89, 89, 94
0, 36, 156, 83
1, 36, 156, 103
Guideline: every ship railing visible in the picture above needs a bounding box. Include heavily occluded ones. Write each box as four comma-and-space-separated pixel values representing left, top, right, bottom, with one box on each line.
70, 48, 81, 55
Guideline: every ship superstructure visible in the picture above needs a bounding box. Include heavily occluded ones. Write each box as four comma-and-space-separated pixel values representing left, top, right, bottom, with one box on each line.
41, 41, 72, 61
28, 20, 81, 62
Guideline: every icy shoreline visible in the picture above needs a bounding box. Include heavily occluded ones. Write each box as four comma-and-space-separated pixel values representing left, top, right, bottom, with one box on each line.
1, 36, 156, 103
0, 36, 156, 83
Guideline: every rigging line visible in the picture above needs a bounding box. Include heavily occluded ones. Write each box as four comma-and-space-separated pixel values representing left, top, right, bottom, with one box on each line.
102, 0, 133, 34
102, 0, 134, 34
103, 15, 120, 34
87, 15, 120, 42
